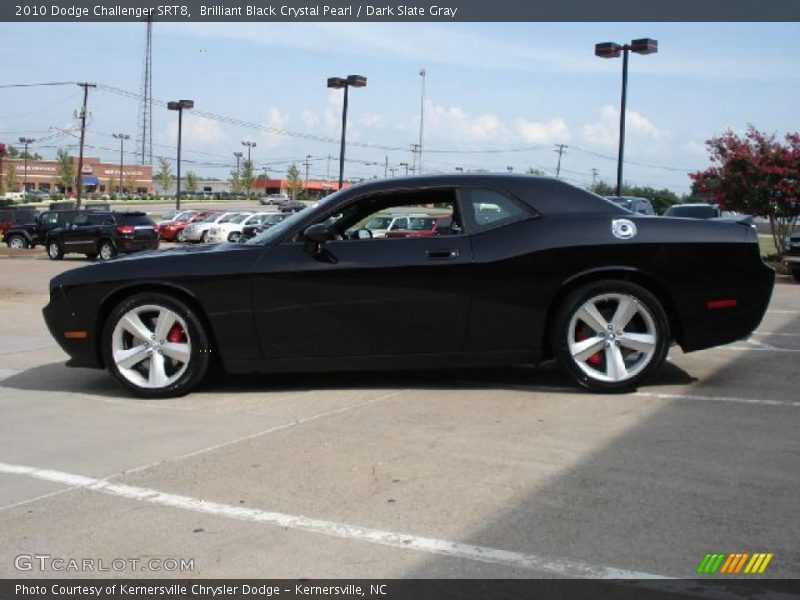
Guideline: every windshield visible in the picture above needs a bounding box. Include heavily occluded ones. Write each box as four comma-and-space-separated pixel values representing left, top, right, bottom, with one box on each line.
608, 197, 634, 210
366, 216, 392, 229
245, 191, 345, 246
200, 213, 221, 223
231, 213, 250, 224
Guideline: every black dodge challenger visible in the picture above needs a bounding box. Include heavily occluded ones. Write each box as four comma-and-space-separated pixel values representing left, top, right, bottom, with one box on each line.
43, 175, 774, 398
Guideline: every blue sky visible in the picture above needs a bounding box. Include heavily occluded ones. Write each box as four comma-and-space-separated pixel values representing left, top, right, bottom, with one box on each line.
1, 22, 798, 193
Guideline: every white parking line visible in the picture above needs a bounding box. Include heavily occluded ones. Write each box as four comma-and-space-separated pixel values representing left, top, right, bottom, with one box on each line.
0, 461, 664, 579
753, 330, 800, 337
634, 391, 800, 408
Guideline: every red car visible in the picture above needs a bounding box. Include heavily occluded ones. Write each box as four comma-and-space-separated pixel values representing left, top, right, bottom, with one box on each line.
386, 215, 453, 238
158, 210, 218, 242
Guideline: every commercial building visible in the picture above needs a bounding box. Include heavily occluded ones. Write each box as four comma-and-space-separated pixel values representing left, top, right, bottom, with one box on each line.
0, 155, 154, 195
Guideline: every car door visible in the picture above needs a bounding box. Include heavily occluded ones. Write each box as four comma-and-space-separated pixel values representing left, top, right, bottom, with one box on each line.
61, 213, 95, 252
250, 192, 474, 360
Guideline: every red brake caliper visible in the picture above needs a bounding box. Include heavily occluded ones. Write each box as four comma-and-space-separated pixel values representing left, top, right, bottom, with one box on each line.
167, 323, 186, 343
576, 329, 602, 366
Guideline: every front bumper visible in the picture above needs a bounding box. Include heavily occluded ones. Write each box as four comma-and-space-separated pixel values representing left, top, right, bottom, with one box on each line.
43, 285, 102, 369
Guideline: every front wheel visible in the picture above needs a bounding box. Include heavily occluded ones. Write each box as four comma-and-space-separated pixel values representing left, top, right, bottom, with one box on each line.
551, 280, 670, 393
102, 293, 211, 398
176, 229, 187, 242
47, 239, 64, 260
228, 232, 241, 243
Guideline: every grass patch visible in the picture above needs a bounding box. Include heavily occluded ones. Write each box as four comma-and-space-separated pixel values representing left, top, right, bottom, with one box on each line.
758, 234, 778, 258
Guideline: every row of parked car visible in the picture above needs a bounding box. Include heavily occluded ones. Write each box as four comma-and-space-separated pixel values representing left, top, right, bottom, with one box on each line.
156, 209, 292, 243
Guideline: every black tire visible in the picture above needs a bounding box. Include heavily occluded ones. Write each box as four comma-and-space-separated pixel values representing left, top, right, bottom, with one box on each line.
85, 252, 98, 260
551, 280, 670, 393
98, 240, 117, 261
200, 231, 207, 243
47, 239, 64, 260
791, 265, 800, 283
102, 292, 211, 398
228, 232, 241, 243
176, 229, 187, 242
6, 234, 29, 249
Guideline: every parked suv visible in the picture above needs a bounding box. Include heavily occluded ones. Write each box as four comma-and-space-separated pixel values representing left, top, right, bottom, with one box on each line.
45, 211, 158, 261
1, 207, 40, 242
4, 209, 81, 249
605, 196, 656, 215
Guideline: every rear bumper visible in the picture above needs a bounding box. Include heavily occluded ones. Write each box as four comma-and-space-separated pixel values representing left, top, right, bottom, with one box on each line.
119, 238, 159, 253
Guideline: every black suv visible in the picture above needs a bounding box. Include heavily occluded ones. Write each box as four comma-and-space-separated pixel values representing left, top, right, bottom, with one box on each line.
46, 211, 158, 261
5, 210, 81, 249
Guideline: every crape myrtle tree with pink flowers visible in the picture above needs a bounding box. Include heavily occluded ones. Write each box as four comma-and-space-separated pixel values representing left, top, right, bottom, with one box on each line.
690, 126, 800, 256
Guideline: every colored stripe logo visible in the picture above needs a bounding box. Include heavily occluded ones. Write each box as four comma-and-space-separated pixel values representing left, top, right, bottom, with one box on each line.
697, 552, 773, 574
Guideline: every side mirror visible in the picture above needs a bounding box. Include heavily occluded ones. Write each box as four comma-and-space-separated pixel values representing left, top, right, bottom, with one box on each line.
304, 223, 334, 243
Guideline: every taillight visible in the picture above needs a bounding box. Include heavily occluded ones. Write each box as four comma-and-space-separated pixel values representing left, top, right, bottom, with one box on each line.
117, 225, 135, 235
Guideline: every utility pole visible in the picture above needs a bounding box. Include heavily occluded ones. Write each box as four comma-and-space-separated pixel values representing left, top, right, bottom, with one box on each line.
262, 165, 269, 194
75, 82, 97, 208
410, 144, 420, 173
591, 168, 599, 191
384, 155, 388, 178
554, 144, 568, 178
400, 162, 409, 176
303, 155, 312, 191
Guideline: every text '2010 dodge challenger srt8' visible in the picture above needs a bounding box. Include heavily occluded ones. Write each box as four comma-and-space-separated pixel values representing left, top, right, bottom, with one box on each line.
43, 175, 774, 398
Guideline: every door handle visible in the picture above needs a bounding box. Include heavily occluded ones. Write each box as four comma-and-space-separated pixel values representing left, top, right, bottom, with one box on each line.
426, 249, 459, 260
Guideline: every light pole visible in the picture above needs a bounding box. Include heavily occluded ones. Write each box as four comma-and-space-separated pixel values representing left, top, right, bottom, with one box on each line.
242, 141, 256, 197
455, 167, 463, 173
327, 74, 367, 190
112, 133, 130, 195
418, 68, 426, 174
233, 152, 243, 174
167, 99, 194, 210
18, 137, 34, 193
595, 38, 657, 196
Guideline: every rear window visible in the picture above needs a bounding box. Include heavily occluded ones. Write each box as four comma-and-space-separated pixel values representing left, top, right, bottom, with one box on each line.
115, 214, 155, 226
666, 205, 717, 219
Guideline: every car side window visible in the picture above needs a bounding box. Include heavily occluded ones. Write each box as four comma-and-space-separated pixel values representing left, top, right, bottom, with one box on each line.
462, 188, 529, 231
72, 214, 89, 226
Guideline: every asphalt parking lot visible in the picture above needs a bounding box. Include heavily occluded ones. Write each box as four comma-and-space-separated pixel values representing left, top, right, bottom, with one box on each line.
0, 252, 798, 580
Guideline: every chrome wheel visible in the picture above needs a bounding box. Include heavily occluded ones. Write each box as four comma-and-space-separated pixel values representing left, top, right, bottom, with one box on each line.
111, 304, 192, 390
99, 242, 115, 260
567, 292, 657, 384
8, 236, 26, 249
48, 241, 61, 259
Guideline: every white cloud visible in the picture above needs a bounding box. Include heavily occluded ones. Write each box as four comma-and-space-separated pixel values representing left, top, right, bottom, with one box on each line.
357, 113, 383, 128
513, 118, 571, 144
257, 107, 290, 149
163, 115, 226, 147
582, 105, 662, 147
301, 110, 319, 128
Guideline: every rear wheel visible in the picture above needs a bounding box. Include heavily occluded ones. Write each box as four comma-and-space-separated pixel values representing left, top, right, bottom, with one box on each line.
98, 240, 116, 261
176, 229, 187, 242
7, 235, 28, 249
47, 239, 64, 260
551, 280, 670, 392
228, 232, 241, 243
102, 293, 211, 398
200, 231, 207, 243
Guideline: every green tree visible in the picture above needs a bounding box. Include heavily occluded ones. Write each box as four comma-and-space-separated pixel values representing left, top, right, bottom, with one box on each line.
240, 159, 255, 197
5, 163, 19, 193
526, 167, 546, 176
228, 167, 242, 194
691, 126, 800, 255
107, 175, 117, 195
123, 171, 137, 194
286, 164, 302, 200
184, 170, 198, 194
156, 157, 174, 195
55, 148, 75, 194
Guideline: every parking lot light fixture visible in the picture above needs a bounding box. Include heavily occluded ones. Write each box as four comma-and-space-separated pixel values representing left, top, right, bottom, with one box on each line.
327, 74, 367, 190
167, 99, 194, 210
112, 133, 130, 195
242, 140, 256, 162
18, 137, 35, 192
233, 152, 243, 175
595, 38, 657, 196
